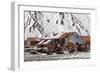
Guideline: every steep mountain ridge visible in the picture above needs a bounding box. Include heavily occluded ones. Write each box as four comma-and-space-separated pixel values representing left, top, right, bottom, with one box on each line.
24, 11, 90, 40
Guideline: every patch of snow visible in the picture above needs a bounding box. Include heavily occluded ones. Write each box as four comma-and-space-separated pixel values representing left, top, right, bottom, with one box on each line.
37, 40, 45, 45
43, 40, 51, 44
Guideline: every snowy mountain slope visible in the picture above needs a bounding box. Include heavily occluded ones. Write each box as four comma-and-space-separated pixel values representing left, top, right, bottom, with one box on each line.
24, 11, 90, 40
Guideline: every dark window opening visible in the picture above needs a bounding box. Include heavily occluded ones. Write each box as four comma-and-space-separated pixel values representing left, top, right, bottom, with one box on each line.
31, 41, 35, 45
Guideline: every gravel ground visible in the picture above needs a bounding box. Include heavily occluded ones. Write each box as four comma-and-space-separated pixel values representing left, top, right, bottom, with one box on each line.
24, 51, 90, 61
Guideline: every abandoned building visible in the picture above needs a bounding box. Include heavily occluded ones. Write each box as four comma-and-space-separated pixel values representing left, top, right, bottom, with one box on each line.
24, 32, 90, 54
24, 37, 40, 48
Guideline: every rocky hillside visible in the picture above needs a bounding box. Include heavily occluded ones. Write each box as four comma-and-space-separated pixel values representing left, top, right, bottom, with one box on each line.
24, 11, 90, 40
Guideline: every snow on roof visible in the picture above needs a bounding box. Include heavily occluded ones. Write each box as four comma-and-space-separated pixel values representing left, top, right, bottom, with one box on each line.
37, 40, 45, 45
43, 40, 51, 44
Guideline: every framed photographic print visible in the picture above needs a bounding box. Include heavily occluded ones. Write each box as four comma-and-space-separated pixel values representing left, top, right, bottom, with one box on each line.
11, 2, 97, 71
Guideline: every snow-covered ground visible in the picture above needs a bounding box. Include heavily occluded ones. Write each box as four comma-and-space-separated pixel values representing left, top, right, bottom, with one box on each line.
24, 51, 90, 61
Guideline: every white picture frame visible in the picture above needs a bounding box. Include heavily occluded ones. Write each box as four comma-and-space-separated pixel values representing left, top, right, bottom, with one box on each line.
11, 2, 97, 71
